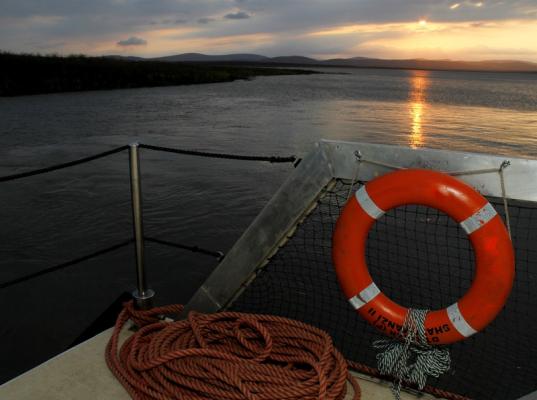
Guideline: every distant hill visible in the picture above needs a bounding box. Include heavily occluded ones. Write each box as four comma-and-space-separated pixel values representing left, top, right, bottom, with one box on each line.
142, 52, 537, 73
321, 57, 537, 72
269, 56, 319, 64
153, 53, 270, 62
104, 55, 145, 61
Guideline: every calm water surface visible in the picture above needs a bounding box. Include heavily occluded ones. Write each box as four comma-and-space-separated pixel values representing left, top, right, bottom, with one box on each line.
0, 67, 536, 381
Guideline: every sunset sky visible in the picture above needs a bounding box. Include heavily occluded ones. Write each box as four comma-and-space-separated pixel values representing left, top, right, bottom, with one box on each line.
1, 0, 537, 62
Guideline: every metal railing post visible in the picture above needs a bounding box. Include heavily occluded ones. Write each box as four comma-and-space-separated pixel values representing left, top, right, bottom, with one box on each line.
129, 143, 154, 309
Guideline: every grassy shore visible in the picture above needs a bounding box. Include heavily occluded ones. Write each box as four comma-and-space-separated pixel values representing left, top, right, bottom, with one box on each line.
0, 52, 316, 97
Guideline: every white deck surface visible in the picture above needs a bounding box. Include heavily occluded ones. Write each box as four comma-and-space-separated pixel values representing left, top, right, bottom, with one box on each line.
0, 327, 441, 400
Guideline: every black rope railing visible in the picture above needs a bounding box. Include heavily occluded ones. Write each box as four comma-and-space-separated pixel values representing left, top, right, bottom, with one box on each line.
145, 236, 224, 260
0, 145, 129, 183
0, 142, 295, 289
139, 143, 300, 165
0, 237, 225, 290
0, 239, 134, 290
0, 143, 300, 184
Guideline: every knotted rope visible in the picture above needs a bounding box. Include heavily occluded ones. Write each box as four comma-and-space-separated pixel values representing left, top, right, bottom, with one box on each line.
106, 301, 360, 400
373, 309, 451, 400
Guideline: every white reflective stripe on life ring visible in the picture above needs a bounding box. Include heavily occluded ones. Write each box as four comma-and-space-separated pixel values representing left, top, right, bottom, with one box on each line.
355, 187, 385, 220
459, 203, 497, 235
447, 302, 477, 338
348, 282, 381, 310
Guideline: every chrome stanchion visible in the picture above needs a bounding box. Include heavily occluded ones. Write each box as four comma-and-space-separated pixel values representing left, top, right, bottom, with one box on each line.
129, 143, 154, 309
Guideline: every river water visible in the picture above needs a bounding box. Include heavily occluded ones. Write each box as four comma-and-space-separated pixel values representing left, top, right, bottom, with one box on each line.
0, 67, 536, 382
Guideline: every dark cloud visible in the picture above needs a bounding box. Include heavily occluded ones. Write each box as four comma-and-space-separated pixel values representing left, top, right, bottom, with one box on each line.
117, 36, 147, 46
197, 17, 214, 24
149, 18, 186, 26
224, 11, 251, 20
1, 0, 534, 22
0, 0, 222, 18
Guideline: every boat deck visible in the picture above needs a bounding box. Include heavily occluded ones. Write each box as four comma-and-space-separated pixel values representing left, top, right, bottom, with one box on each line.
0, 327, 441, 399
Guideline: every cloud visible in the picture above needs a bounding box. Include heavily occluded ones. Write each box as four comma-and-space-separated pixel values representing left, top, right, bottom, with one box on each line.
470, 21, 496, 28
197, 17, 214, 24
224, 11, 251, 20
117, 36, 147, 46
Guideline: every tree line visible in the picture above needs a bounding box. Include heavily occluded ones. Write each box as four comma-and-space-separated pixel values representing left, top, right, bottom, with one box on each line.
0, 52, 313, 96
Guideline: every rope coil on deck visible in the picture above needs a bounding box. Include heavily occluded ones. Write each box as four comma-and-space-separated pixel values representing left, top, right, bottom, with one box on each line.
106, 301, 361, 400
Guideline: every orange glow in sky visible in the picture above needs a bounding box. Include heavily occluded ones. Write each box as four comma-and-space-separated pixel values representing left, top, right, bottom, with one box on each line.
307, 19, 537, 62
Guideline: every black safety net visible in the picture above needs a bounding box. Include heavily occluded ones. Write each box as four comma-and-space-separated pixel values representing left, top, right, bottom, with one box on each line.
230, 179, 537, 400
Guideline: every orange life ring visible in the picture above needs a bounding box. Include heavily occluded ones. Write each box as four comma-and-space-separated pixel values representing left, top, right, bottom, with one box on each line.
332, 169, 515, 345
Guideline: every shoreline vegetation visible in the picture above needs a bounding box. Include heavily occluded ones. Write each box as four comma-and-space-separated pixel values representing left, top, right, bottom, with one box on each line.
0, 52, 317, 97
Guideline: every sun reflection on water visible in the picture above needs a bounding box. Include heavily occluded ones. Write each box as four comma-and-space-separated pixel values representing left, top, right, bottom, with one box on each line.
408, 72, 430, 148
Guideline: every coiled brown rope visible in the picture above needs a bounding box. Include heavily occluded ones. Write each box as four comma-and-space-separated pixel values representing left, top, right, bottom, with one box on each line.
106, 301, 360, 400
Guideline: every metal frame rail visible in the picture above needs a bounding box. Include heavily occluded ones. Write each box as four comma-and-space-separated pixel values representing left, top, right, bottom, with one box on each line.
184, 140, 537, 314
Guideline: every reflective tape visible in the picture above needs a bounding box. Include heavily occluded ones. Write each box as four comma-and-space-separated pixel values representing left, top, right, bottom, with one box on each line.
361, 282, 381, 302
355, 187, 385, 220
460, 203, 497, 234
348, 282, 381, 310
447, 303, 477, 338
348, 295, 365, 309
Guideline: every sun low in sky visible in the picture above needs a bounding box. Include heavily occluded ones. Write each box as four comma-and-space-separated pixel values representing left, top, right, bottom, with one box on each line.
1, 0, 536, 62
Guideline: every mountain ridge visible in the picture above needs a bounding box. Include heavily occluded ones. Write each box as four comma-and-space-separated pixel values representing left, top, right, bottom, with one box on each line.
107, 53, 537, 72
153, 53, 270, 62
